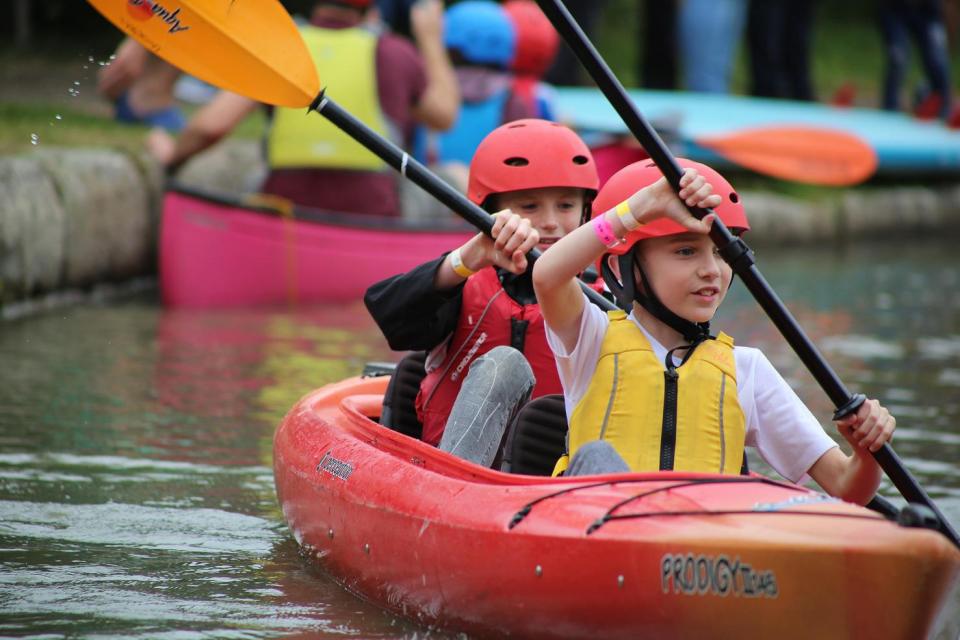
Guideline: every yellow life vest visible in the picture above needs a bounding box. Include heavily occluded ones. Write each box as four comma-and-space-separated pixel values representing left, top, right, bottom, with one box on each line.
555, 311, 746, 475
267, 26, 388, 170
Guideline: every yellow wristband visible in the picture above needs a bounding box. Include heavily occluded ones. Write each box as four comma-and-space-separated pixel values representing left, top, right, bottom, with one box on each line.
450, 248, 476, 278
615, 200, 641, 231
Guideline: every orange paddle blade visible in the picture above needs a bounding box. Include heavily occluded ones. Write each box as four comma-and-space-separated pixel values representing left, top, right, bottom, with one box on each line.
696, 126, 878, 186
86, 0, 319, 107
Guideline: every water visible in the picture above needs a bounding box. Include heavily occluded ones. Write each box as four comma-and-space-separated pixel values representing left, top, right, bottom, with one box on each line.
1, 240, 958, 638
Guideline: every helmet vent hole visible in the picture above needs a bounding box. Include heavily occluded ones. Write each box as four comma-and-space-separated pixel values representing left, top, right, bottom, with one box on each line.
729, 192, 740, 203
572, 155, 589, 165
503, 157, 530, 167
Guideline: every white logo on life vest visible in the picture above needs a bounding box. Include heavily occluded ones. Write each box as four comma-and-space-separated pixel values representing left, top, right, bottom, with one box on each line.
450, 332, 487, 382
661, 553, 778, 598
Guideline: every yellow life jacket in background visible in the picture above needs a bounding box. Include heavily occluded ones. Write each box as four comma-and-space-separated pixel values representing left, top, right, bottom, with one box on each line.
268, 26, 388, 170
555, 311, 745, 475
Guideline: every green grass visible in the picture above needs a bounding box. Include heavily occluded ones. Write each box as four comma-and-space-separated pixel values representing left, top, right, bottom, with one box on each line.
0, 102, 267, 156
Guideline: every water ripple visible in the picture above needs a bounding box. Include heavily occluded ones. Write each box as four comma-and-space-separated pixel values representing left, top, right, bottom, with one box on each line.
0, 501, 277, 554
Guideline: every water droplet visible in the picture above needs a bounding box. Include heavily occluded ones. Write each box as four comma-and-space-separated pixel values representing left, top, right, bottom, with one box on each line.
55, 114, 63, 121
109, 54, 117, 61
82, 64, 89, 70
73, 81, 80, 86
98, 61, 107, 67
30, 133, 39, 145
88, 55, 95, 63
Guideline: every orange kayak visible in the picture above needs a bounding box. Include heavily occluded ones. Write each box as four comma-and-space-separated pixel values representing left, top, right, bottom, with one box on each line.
273, 375, 960, 639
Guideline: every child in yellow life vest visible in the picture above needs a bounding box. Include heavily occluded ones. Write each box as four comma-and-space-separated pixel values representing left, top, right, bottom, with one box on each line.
531, 159, 896, 505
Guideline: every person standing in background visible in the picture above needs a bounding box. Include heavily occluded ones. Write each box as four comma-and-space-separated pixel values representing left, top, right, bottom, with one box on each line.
878, 0, 953, 120
544, 0, 608, 86
679, 0, 747, 93
639, 0, 678, 90
147, 0, 458, 218
746, 0, 816, 101
504, 0, 561, 120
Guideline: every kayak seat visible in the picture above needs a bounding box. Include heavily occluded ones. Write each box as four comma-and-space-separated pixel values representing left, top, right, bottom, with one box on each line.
501, 394, 567, 476
380, 351, 427, 440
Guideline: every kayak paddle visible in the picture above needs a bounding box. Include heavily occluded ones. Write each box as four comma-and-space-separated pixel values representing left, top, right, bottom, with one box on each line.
533, 0, 960, 549
693, 125, 878, 186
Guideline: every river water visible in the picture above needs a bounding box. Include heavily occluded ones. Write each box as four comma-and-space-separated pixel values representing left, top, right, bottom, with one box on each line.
1, 240, 958, 639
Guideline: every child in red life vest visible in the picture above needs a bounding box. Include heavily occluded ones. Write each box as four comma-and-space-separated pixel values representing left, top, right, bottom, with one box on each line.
532, 159, 896, 505
365, 119, 599, 466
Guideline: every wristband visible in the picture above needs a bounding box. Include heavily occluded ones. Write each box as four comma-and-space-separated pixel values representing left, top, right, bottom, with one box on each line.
615, 200, 641, 231
592, 215, 625, 249
449, 248, 477, 278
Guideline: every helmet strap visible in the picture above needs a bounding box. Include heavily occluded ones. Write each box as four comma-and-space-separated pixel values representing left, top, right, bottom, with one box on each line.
608, 248, 711, 343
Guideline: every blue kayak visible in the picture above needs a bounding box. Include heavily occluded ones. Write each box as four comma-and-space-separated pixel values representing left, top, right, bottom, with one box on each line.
554, 88, 960, 177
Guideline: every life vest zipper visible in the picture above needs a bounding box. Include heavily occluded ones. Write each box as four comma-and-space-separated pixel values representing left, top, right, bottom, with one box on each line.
510, 318, 529, 353
660, 366, 679, 471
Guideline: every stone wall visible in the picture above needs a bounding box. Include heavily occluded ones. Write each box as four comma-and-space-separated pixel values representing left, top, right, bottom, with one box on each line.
1, 140, 958, 310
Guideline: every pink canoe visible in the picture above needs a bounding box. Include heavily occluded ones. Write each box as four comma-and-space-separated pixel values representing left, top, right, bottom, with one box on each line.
160, 186, 474, 308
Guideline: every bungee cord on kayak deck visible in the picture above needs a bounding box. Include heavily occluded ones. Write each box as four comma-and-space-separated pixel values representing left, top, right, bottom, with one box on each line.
586, 509, 892, 536
508, 475, 806, 529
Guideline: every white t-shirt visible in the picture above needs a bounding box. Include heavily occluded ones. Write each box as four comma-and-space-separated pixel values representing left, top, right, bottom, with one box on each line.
544, 295, 838, 484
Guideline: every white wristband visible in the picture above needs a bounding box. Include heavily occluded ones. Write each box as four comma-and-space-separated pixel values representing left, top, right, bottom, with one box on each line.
449, 248, 476, 278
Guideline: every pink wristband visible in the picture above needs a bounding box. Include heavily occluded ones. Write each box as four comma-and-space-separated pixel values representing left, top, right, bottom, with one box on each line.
592, 214, 625, 249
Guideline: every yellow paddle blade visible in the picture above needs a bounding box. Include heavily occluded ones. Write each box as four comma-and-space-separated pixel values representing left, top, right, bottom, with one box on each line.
697, 126, 879, 186
86, 0, 319, 107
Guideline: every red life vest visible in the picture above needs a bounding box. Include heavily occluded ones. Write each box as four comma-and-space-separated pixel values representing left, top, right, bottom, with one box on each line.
416, 267, 562, 446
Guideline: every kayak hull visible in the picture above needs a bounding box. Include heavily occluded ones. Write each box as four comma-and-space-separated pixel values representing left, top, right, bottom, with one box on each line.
555, 88, 960, 177
274, 376, 960, 639
160, 187, 473, 308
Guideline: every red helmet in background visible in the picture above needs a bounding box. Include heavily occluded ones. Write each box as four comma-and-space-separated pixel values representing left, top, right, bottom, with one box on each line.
503, 0, 560, 76
468, 119, 598, 206
591, 158, 749, 256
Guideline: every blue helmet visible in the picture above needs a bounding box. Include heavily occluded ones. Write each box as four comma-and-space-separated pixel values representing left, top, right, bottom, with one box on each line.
444, 1, 517, 68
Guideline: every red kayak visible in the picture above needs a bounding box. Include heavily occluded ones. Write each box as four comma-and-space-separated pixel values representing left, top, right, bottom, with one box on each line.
160, 186, 474, 308
273, 374, 960, 639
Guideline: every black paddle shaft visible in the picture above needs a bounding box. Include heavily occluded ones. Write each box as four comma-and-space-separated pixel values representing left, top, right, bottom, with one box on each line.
307, 92, 616, 310
535, 0, 960, 547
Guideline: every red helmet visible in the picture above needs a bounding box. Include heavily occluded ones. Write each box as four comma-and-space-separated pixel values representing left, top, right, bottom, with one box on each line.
503, 0, 560, 76
468, 119, 598, 206
592, 158, 749, 256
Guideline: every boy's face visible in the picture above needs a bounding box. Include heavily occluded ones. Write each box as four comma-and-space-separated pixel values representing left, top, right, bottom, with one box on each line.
495, 187, 585, 252
636, 233, 731, 325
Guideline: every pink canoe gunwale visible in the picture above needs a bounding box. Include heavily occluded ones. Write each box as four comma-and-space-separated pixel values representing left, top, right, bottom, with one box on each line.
160, 185, 475, 308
